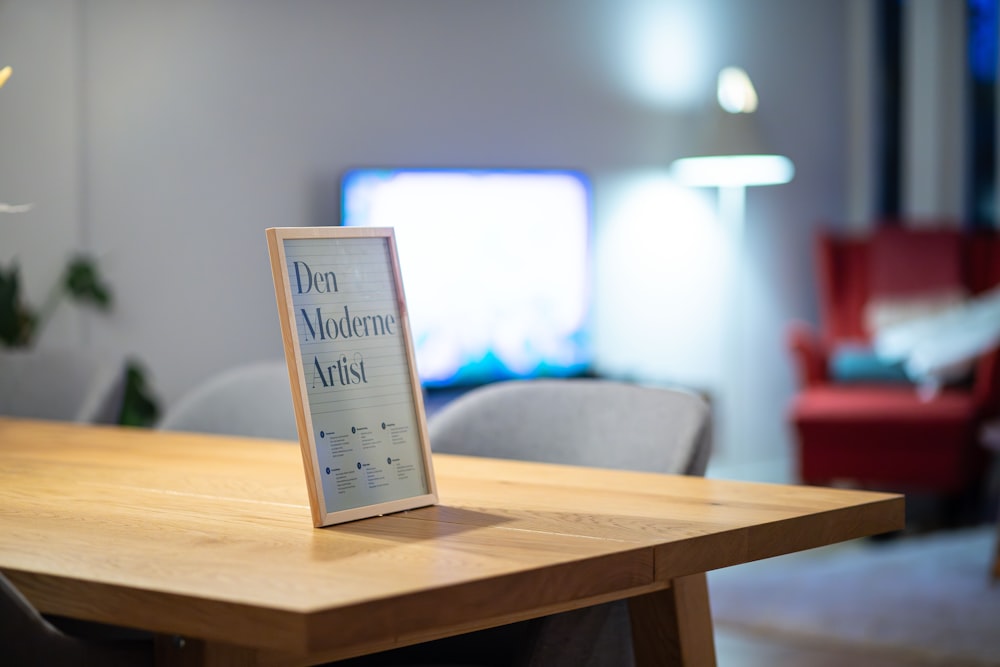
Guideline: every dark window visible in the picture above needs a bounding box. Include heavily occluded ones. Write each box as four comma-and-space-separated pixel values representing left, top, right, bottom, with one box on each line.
876, 0, 904, 222
968, 0, 997, 229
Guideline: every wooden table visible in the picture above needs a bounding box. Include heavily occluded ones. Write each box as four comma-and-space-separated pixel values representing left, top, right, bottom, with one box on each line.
0, 418, 904, 666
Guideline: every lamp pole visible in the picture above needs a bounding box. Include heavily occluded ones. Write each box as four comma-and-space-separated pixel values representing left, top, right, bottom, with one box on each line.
719, 185, 747, 244
718, 184, 748, 462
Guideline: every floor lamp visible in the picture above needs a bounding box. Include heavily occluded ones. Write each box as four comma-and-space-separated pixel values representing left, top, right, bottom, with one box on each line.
669, 67, 794, 462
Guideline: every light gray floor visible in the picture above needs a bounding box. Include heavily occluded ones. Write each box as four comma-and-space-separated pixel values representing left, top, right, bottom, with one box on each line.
714, 625, 992, 667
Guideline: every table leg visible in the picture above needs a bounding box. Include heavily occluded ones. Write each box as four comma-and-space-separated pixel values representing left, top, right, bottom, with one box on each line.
628, 573, 717, 667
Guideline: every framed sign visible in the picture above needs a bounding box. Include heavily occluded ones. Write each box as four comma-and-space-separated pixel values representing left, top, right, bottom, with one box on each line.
266, 226, 438, 527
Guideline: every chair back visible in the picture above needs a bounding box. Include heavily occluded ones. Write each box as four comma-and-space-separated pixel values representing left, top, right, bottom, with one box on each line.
0, 348, 125, 424
427, 378, 712, 665
817, 226, 1000, 346
428, 378, 711, 476
0, 570, 152, 666
157, 361, 298, 441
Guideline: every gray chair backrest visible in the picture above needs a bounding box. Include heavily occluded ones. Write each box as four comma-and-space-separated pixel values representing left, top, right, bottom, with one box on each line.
0, 571, 152, 667
426, 378, 713, 666
428, 378, 712, 475
157, 361, 298, 441
0, 348, 126, 424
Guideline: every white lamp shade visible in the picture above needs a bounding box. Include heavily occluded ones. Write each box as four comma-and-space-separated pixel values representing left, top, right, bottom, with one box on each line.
671, 103, 794, 188
671, 154, 795, 187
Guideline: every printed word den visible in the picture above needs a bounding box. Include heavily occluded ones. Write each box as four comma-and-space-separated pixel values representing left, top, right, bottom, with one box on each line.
294, 260, 339, 294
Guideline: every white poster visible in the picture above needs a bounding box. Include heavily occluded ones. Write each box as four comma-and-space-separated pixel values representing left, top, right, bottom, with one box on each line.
267, 228, 436, 526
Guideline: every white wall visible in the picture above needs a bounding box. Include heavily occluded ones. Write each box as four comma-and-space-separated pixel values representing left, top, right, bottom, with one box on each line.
0, 0, 83, 346
1, 0, 853, 479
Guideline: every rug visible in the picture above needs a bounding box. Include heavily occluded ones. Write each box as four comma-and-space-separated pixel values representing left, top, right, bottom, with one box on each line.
708, 525, 1000, 665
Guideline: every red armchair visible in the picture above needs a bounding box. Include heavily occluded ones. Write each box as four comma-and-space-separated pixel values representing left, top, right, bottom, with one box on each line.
787, 225, 1000, 496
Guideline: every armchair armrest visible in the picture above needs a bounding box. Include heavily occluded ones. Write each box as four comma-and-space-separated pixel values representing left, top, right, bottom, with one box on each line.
786, 321, 829, 388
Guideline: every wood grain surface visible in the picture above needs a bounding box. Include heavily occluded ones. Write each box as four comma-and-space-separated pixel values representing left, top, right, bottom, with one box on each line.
0, 418, 904, 664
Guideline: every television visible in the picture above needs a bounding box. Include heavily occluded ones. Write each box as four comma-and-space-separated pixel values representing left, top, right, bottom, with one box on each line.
341, 168, 592, 388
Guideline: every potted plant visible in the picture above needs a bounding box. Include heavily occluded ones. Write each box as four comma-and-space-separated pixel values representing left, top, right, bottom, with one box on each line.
1, 65, 158, 426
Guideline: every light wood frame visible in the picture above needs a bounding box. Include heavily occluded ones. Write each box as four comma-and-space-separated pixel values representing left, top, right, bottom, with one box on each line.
266, 226, 437, 526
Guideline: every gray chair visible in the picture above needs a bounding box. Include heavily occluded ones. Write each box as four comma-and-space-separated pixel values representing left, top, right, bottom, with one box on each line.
427, 378, 712, 667
1, 572, 152, 667
342, 378, 711, 667
428, 378, 712, 476
0, 347, 126, 424
157, 360, 298, 440
334, 379, 711, 667
8, 360, 298, 664
0, 349, 149, 664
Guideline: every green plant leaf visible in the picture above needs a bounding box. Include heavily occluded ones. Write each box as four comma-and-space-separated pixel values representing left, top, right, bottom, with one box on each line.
0, 263, 38, 347
118, 360, 160, 427
64, 257, 112, 310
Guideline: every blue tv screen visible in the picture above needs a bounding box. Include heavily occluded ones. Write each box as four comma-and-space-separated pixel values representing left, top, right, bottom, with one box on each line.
341, 168, 592, 388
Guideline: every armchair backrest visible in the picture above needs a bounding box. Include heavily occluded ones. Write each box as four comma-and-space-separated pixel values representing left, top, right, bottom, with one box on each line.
817, 234, 871, 343
816, 225, 1000, 347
